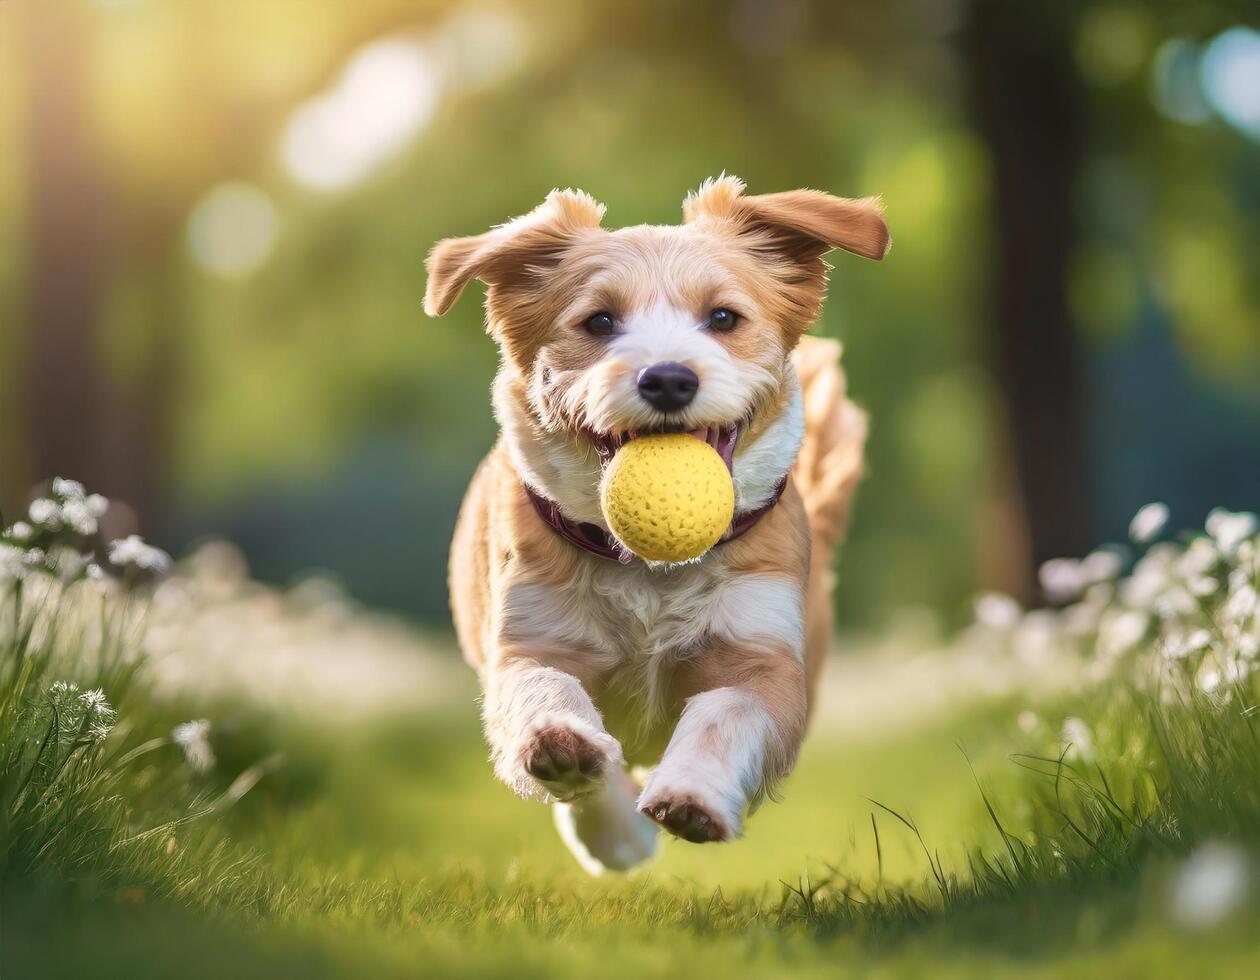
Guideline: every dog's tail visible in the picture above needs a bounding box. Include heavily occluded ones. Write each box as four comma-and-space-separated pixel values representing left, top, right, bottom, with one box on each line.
791, 335, 867, 553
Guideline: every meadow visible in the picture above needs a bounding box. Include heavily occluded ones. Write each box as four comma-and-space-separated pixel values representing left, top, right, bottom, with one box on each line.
3, 483, 1260, 978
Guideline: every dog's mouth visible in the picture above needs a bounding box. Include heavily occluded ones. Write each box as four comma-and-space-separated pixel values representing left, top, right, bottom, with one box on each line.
587, 423, 740, 472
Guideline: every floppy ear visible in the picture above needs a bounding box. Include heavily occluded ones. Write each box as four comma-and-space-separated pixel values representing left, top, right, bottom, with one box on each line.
424, 189, 607, 317
683, 175, 890, 263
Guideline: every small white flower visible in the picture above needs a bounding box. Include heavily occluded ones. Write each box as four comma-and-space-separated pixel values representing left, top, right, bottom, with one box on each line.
1154, 587, 1199, 620
52, 477, 86, 500
1061, 717, 1094, 761
60, 499, 98, 536
84, 493, 109, 518
79, 688, 117, 733
1081, 549, 1124, 585
1122, 543, 1178, 609
974, 592, 1022, 630
28, 498, 62, 529
79, 688, 108, 711
53, 548, 88, 583
1224, 584, 1258, 624
0, 544, 29, 580
108, 534, 172, 574
1179, 538, 1219, 579
1040, 558, 1085, 603
1130, 502, 1170, 544
1017, 710, 1040, 733
1097, 609, 1149, 658
1163, 628, 1212, 660
1188, 575, 1219, 598
1207, 509, 1257, 557
9, 522, 32, 542
1171, 842, 1249, 930
1062, 600, 1102, 638
172, 719, 215, 773
1014, 610, 1061, 663
86, 715, 113, 740
85, 562, 105, 581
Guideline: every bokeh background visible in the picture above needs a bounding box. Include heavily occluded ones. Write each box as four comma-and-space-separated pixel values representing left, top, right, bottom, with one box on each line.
2, 0, 1259, 633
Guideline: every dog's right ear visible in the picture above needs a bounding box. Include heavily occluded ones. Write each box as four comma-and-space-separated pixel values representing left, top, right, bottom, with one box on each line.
424, 189, 606, 317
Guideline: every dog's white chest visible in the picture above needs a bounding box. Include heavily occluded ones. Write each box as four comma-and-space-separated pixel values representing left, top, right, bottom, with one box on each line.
583, 559, 729, 660
500, 557, 731, 665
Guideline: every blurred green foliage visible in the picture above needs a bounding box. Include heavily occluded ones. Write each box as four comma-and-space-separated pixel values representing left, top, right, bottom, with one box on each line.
2, 0, 1259, 628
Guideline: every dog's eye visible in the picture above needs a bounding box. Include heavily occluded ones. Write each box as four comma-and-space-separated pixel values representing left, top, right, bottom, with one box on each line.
708, 308, 740, 332
584, 312, 616, 336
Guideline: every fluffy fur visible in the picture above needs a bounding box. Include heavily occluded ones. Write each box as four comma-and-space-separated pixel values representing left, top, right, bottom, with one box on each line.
426, 176, 886, 872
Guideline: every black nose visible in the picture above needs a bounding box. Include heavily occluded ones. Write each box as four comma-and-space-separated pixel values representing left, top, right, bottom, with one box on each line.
637, 362, 699, 412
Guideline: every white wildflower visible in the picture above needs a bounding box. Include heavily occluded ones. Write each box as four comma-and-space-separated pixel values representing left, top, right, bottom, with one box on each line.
1129, 502, 1170, 544
79, 688, 117, 737
1170, 842, 1249, 930
1062, 600, 1103, 638
1081, 549, 1124, 585
1013, 610, 1061, 663
52, 477, 86, 499
1154, 586, 1198, 620
1122, 544, 1178, 608
1206, 509, 1257, 557
1097, 609, 1149, 658
1188, 575, 1219, 598
1039, 558, 1085, 603
1163, 628, 1212, 661
974, 592, 1022, 631
1178, 538, 1218, 579
0, 544, 29, 580
172, 719, 215, 773
108, 534, 172, 574
1061, 716, 1094, 761
1240, 633, 1260, 661
1017, 710, 1040, 733
28, 498, 63, 529
1223, 584, 1258, 624
53, 548, 88, 583
1197, 659, 1235, 694
84, 493, 109, 518
9, 521, 32, 542
87, 723, 114, 742
60, 499, 98, 536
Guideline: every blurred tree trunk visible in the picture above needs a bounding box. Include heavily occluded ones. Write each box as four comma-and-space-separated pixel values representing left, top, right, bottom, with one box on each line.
20, 4, 160, 527
22, 5, 111, 500
964, 0, 1093, 596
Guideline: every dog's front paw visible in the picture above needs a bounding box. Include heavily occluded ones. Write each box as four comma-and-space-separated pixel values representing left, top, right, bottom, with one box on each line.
522, 722, 621, 802
638, 792, 730, 843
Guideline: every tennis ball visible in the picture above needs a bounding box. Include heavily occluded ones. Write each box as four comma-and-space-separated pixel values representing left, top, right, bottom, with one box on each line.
600, 434, 735, 562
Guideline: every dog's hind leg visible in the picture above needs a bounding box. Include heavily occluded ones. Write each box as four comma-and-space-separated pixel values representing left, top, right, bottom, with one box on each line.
553, 769, 658, 874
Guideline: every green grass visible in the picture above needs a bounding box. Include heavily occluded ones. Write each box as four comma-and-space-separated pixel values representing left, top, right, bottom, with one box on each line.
7, 681, 1260, 979
4, 503, 1260, 977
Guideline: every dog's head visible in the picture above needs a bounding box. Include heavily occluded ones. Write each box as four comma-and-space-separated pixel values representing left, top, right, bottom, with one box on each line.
425, 176, 888, 521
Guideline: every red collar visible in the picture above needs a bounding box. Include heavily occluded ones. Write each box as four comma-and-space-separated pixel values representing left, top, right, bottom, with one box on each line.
524, 478, 787, 563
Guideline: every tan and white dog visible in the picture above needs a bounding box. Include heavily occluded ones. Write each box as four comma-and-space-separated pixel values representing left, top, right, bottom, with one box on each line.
424, 176, 887, 873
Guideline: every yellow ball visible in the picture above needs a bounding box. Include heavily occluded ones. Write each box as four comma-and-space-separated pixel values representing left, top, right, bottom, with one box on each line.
600, 433, 735, 562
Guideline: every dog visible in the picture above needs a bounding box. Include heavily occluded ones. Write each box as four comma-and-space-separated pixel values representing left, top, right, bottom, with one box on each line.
424, 176, 887, 873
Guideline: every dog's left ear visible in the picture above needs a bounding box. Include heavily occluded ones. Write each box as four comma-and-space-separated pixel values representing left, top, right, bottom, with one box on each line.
424, 189, 606, 317
683, 175, 890, 263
